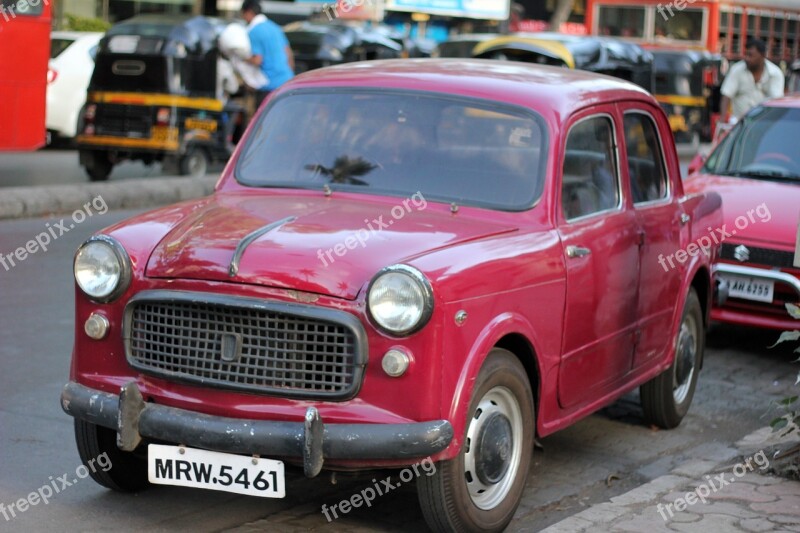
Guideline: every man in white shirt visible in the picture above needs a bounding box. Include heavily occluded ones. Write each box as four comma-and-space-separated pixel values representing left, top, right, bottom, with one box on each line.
720, 38, 784, 122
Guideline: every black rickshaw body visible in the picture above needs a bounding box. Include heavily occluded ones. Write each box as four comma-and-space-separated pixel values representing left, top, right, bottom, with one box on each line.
473, 33, 655, 94
285, 21, 402, 74
650, 48, 723, 144
77, 15, 241, 180
789, 60, 800, 94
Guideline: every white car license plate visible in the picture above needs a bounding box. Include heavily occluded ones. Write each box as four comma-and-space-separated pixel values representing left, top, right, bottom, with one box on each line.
148, 444, 285, 498
721, 274, 775, 303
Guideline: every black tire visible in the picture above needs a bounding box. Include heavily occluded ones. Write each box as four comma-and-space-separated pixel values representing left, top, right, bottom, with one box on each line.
179, 147, 209, 177
84, 154, 113, 182
74, 419, 149, 492
641, 288, 704, 429
417, 348, 534, 533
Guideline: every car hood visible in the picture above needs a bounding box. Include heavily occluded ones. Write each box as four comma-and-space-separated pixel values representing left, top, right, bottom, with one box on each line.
685, 174, 799, 247
145, 192, 518, 300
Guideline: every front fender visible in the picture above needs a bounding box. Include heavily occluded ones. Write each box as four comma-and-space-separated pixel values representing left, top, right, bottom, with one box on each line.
441, 312, 545, 458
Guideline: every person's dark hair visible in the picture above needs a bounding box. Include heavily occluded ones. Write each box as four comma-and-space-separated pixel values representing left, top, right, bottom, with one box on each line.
746, 37, 767, 56
241, 0, 261, 14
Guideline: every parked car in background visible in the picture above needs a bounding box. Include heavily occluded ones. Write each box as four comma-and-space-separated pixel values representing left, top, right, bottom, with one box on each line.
61, 60, 721, 533
285, 21, 402, 74
46, 31, 103, 143
685, 96, 800, 331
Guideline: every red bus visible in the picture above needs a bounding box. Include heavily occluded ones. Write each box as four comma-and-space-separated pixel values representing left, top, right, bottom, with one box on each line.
585, 0, 800, 63
0, 0, 51, 151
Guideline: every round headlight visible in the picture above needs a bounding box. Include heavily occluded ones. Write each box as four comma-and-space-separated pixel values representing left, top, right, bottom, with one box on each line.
367, 265, 433, 336
74, 236, 131, 302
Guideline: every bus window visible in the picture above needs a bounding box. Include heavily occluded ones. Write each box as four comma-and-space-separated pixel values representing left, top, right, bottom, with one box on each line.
654, 8, 705, 42
597, 6, 645, 38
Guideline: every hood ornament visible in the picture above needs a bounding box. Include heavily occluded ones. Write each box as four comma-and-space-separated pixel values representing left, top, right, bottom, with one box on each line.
229, 216, 297, 277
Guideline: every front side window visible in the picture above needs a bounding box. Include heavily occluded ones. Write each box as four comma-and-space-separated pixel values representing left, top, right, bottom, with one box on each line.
236, 91, 548, 211
623, 113, 668, 204
561, 115, 620, 220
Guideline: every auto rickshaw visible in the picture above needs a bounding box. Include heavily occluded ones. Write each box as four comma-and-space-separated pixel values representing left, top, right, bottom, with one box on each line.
284, 21, 403, 74
432, 33, 500, 58
650, 49, 724, 145
789, 60, 800, 94
472, 33, 655, 94
76, 15, 244, 181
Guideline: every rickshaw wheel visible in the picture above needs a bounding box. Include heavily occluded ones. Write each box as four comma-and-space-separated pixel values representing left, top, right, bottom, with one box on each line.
85, 153, 113, 182
180, 148, 209, 177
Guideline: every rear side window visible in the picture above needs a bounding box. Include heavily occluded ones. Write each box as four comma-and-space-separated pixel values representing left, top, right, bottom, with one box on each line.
623, 113, 669, 204
561, 116, 619, 220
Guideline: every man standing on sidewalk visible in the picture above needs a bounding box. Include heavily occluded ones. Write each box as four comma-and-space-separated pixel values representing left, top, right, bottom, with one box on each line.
720, 38, 784, 123
240, 0, 295, 108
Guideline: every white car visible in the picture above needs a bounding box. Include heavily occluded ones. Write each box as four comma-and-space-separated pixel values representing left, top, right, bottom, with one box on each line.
47, 31, 103, 141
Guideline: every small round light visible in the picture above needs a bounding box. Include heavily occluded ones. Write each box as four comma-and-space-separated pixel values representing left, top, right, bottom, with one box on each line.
84, 313, 110, 340
382, 349, 410, 377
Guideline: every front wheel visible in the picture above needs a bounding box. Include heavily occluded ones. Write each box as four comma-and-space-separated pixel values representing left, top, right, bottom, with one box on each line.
83, 152, 113, 182
179, 147, 209, 177
641, 288, 704, 429
417, 348, 534, 533
74, 419, 149, 492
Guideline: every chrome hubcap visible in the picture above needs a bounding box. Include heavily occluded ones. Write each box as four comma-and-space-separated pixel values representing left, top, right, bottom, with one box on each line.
673, 313, 698, 404
464, 387, 523, 510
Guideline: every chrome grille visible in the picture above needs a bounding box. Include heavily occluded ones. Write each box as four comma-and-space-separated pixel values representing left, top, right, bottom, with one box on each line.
125, 294, 366, 399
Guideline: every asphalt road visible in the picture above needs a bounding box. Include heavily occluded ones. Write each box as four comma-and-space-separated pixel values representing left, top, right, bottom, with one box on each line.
0, 209, 796, 532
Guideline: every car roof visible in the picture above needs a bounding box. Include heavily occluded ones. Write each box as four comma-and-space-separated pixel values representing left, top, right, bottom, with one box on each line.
284, 59, 654, 120
760, 95, 800, 108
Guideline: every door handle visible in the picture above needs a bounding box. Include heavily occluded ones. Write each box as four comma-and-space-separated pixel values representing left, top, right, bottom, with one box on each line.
566, 245, 591, 258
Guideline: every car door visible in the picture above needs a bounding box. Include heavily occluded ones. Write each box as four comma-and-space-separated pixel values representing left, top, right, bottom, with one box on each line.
557, 110, 641, 409
620, 105, 683, 369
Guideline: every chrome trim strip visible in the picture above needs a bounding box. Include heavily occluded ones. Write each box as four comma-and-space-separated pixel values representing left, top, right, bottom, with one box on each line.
228, 216, 296, 277
714, 263, 800, 297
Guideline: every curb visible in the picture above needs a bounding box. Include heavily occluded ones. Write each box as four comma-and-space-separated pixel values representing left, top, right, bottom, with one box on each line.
0, 175, 218, 220
539, 426, 800, 532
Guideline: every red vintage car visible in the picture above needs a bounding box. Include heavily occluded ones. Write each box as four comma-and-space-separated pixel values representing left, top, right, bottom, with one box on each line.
685, 96, 800, 331
62, 60, 722, 532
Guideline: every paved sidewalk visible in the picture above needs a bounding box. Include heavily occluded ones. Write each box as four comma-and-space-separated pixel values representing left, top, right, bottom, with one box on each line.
538, 427, 800, 533
0, 175, 217, 220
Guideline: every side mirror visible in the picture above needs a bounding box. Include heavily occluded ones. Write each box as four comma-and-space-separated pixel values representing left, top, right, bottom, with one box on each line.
687, 153, 707, 176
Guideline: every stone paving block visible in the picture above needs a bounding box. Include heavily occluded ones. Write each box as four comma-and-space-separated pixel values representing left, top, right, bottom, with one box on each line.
605, 512, 681, 533
740, 517, 778, 532
757, 480, 800, 498
538, 515, 595, 532
667, 512, 743, 532
764, 514, 800, 526
750, 494, 800, 517
702, 479, 778, 503
671, 460, 720, 479
565, 502, 632, 524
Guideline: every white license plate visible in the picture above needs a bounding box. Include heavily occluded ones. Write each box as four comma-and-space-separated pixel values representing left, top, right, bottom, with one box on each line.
721, 275, 775, 303
148, 444, 285, 498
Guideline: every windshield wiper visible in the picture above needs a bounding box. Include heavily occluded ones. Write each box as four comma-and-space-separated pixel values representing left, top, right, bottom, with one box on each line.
719, 169, 800, 182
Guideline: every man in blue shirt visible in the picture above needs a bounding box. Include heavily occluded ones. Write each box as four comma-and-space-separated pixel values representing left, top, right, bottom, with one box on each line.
240, 0, 294, 107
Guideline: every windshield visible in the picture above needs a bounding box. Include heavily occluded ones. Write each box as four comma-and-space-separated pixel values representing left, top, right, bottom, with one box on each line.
703, 106, 800, 181
236, 91, 548, 210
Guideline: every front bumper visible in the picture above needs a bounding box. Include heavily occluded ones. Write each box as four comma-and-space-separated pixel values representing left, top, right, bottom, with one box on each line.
61, 381, 453, 478
713, 263, 800, 330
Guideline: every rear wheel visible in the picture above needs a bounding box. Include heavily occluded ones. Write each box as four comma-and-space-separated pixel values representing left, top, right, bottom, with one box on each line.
641, 288, 703, 429
74, 419, 149, 492
417, 349, 534, 533
179, 147, 209, 177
